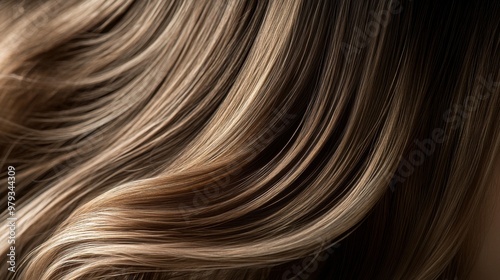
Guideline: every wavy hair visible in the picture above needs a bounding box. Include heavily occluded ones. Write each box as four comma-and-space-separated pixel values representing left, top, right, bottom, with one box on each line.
1, 0, 499, 279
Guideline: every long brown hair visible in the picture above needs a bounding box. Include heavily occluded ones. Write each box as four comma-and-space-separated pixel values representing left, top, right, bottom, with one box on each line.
1, 0, 499, 279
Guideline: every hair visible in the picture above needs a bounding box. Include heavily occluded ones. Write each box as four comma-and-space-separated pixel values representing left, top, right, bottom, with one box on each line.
0, 0, 499, 279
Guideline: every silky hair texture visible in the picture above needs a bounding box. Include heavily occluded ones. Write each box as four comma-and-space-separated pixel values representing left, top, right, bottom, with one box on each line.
0, 0, 499, 279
